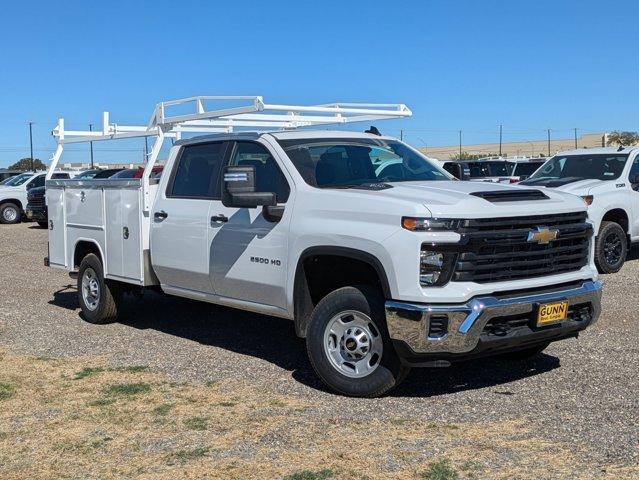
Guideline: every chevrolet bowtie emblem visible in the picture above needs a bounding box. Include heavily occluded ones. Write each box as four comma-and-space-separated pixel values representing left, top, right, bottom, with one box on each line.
527, 227, 558, 245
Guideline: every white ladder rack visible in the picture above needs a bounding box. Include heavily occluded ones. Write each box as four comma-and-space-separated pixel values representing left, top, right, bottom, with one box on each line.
47, 95, 412, 210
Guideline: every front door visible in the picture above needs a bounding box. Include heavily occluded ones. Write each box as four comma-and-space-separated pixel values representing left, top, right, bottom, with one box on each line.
207, 140, 291, 309
151, 141, 230, 293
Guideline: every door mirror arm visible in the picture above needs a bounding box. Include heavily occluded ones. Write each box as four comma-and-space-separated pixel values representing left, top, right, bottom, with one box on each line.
262, 205, 285, 222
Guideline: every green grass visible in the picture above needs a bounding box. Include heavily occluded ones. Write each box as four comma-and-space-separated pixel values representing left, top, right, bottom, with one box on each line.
73, 367, 105, 380
0, 383, 15, 401
215, 401, 237, 407
168, 447, 209, 464
283, 469, 333, 480
420, 459, 460, 480
112, 365, 148, 374
184, 416, 208, 431
105, 382, 151, 396
152, 403, 173, 416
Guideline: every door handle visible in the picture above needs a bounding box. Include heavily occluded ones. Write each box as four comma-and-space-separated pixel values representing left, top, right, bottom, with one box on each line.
211, 214, 228, 224
154, 210, 168, 221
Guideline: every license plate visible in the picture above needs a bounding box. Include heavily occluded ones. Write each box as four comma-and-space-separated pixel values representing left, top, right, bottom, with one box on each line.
537, 301, 568, 326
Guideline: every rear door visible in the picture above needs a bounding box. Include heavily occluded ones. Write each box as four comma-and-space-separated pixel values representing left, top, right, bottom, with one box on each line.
150, 141, 230, 293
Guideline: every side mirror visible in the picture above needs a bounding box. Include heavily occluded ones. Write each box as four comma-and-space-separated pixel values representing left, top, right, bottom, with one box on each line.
221, 165, 276, 208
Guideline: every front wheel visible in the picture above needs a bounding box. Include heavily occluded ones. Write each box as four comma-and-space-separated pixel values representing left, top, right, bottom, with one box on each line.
0, 203, 21, 224
595, 221, 627, 274
306, 286, 409, 397
77, 253, 122, 324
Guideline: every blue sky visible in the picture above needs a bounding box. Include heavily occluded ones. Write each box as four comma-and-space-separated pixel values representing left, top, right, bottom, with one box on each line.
0, 0, 637, 167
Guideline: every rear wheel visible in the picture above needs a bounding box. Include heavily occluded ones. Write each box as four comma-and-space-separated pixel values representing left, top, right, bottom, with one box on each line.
77, 253, 121, 324
306, 286, 409, 397
0, 203, 21, 224
595, 221, 627, 274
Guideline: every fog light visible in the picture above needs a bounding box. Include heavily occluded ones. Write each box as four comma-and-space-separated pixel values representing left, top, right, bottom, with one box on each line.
420, 250, 444, 285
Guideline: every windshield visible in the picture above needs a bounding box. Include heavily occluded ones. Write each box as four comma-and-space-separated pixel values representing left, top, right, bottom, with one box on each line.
2, 173, 32, 186
278, 138, 449, 188
528, 154, 628, 182
512, 162, 544, 176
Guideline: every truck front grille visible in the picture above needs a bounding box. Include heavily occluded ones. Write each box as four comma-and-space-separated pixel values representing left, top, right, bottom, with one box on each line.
451, 212, 591, 283
27, 196, 45, 207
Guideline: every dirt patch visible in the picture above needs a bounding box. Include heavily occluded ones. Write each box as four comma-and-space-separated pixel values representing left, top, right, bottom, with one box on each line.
0, 349, 635, 479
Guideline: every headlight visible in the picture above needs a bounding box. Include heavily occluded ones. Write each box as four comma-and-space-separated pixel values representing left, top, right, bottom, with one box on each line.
581, 195, 594, 206
420, 248, 457, 286
402, 217, 460, 231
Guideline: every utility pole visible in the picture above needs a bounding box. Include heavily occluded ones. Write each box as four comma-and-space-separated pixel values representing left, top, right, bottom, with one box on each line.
89, 124, 94, 169
28, 122, 34, 171
459, 130, 462, 157
499, 124, 503, 156
573, 128, 578, 149
547, 129, 551, 156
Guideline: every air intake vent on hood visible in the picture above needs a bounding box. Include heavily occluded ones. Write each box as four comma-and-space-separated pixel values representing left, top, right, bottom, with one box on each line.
470, 189, 549, 202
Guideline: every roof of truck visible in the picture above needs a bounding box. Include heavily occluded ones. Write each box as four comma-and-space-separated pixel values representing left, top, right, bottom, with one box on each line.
175, 130, 395, 146
555, 147, 638, 156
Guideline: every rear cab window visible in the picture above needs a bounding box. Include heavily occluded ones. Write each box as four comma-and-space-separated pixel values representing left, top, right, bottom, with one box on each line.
167, 141, 230, 199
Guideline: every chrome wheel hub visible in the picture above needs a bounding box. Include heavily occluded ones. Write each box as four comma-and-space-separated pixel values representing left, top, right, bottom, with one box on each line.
81, 267, 100, 311
323, 310, 383, 378
2, 207, 17, 222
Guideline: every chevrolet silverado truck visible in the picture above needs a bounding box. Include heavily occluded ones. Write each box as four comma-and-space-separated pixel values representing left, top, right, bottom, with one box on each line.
44, 96, 602, 397
521, 147, 639, 273
0, 171, 72, 224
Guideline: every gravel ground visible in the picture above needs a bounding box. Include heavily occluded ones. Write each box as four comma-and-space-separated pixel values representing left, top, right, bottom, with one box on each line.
1, 222, 638, 469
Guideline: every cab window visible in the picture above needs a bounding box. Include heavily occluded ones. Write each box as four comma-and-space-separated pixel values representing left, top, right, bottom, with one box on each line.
229, 142, 290, 203
168, 141, 230, 199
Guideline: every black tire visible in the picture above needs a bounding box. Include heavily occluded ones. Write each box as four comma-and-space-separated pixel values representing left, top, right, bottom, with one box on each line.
306, 285, 410, 397
498, 342, 550, 361
595, 221, 627, 274
77, 253, 122, 324
37, 221, 48, 228
0, 203, 21, 224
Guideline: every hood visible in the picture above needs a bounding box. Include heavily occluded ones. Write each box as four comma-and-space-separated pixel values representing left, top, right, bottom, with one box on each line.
522, 178, 609, 196
28, 186, 46, 195
336, 180, 587, 218
0, 185, 24, 196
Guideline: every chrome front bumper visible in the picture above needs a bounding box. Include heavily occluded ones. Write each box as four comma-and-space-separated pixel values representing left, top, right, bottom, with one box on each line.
386, 281, 602, 355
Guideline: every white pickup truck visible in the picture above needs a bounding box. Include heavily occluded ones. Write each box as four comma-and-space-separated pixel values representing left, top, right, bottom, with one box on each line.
0, 170, 72, 224
44, 96, 602, 397
521, 147, 639, 273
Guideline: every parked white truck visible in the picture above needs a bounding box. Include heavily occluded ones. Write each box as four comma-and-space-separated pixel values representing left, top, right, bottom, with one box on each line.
45, 96, 602, 397
0, 170, 72, 224
521, 147, 639, 273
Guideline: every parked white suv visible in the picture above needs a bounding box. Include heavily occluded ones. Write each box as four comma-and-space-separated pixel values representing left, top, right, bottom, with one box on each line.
0, 171, 72, 224
521, 147, 639, 273
44, 97, 603, 397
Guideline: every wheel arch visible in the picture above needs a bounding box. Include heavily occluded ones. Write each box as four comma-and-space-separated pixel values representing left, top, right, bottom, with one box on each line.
292, 246, 391, 338
0, 198, 23, 210
73, 239, 105, 270
600, 208, 630, 234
